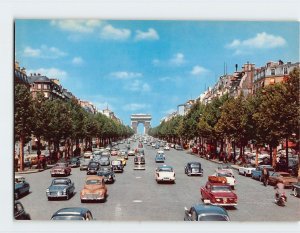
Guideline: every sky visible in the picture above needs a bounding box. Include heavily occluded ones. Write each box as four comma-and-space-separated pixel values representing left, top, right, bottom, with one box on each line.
15, 20, 299, 130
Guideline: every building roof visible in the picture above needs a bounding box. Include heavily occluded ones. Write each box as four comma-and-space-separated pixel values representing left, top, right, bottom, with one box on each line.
27, 75, 51, 84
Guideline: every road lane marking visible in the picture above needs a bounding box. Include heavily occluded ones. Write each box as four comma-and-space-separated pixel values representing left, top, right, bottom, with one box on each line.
133, 200, 143, 203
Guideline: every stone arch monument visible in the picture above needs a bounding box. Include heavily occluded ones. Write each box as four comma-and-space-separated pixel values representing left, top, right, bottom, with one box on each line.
131, 114, 152, 134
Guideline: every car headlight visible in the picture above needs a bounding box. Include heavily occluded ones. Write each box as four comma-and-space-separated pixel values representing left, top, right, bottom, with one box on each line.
63, 189, 67, 194
46, 189, 49, 193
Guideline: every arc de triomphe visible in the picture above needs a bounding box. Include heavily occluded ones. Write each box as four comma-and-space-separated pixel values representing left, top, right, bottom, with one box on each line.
131, 114, 152, 134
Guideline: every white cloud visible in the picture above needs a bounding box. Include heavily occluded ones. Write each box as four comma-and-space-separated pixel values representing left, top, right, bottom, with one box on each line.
27, 68, 67, 81
23, 45, 67, 59
110, 71, 142, 79
190, 65, 209, 76
152, 59, 160, 66
100, 24, 131, 40
122, 103, 149, 111
135, 28, 159, 41
51, 20, 102, 33
124, 80, 151, 92
170, 53, 186, 66
72, 56, 84, 65
226, 32, 286, 55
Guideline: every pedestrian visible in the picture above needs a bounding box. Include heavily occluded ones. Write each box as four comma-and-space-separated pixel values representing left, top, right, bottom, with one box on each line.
262, 167, 269, 186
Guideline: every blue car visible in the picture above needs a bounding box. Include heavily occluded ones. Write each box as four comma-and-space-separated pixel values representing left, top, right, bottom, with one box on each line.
15, 176, 30, 200
155, 153, 165, 163
251, 165, 274, 181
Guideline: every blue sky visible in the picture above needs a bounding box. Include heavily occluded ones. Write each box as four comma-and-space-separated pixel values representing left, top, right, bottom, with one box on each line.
15, 20, 299, 129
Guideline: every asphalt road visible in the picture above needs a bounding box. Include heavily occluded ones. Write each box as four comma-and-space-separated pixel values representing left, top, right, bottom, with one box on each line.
17, 141, 300, 221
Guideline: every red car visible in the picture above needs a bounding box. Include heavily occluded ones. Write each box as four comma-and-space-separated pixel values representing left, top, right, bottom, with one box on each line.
50, 163, 71, 177
200, 176, 237, 207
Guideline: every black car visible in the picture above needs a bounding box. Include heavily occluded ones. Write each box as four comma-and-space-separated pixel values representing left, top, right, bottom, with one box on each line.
69, 157, 80, 168
184, 204, 230, 221
184, 162, 203, 176
97, 166, 115, 183
87, 161, 100, 175
51, 207, 93, 220
14, 201, 31, 220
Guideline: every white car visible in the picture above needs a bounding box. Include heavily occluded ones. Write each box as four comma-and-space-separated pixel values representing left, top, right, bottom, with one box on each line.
128, 150, 135, 156
155, 165, 175, 183
238, 164, 256, 177
164, 145, 170, 150
216, 166, 234, 176
213, 171, 236, 189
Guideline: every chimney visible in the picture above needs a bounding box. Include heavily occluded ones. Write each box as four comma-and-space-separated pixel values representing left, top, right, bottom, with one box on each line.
235, 64, 238, 72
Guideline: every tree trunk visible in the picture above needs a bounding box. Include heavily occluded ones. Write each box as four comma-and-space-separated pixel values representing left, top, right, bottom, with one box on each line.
285, 137, 289, 171
269, 145, 273, 167
19, 136, 24, 171
255, 146, 259, 167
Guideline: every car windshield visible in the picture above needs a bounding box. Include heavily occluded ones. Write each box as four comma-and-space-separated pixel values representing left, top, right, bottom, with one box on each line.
199, 215, 228, 221
190, 164, 200, 168
56, 163, 66, 167
86, 179, 102, 185
217, 173, 232, 177
51, 216, 85, 220
158, 167, 173, 172
52, 180, 68, 185
89, 163, 98, 167
280, 173, 292, 177
99, 167, 110, 172
211, 186, 231, 192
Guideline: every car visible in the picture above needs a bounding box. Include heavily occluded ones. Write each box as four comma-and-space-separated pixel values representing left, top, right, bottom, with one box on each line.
238, 164, 256, 177
14, 176, 30, 200
83, 151, 93, 159
14, 201, 31, 220
50, 162, 71, 177
212, 170, 236, 189
251, 165, 274, 181
155, 165, 175, 183
97, 166, 115, 183
111, 160, 124, 173
87, 161, 100, 175
216, 165, 234, 176
138, 143, 143, 148
99, 156, 110, 166
69, 157, 80, 168
200, 176, 238, 207
184, 162, 203, 176
266, 171, 298, 188
116, 156, 127, 166
155, 144, 160, 149
184, 204, 230, 221
292, 182, 300, 197
134, 155, 146, 170
128, 149, 135, 156
170, 143, 175, 148
175, 144, 183, 150
155, 152, 165, 163
46, 178, 75, 200
80, 158, 91, 171
51, 207, 93, 220
80, 176, 107, 203
135, 148, 145, 155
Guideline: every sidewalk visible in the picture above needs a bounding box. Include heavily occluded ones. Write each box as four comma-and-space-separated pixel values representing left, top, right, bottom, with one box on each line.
15, 164, 55, 175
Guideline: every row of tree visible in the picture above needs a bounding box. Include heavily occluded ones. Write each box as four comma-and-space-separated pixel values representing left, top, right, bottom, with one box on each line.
15, 84, 134, 171
149, 68, 300, 169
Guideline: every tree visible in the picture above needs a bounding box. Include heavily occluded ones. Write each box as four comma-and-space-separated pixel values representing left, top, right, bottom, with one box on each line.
14, 84, 34, 171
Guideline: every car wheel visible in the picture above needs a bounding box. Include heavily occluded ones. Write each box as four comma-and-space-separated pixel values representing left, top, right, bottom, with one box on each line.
293, 188, 298, 197
15, 192, 19, 200
244, 172, 247, 177
259, 176, 262, 182
47, 197, 51, 201
66, 193, 70, 200
81, 199, 85, 203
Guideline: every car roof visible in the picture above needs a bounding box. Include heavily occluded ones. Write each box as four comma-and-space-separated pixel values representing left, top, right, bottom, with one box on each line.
53, 207, 90, 216
53, 177, 70, 181
193, 204, 228, 215
158, 165, 173, 169
86, 175, 101, 180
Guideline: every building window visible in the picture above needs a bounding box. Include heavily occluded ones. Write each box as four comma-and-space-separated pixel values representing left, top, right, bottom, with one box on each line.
44, 92, 49, 98
284, 67, 288, 74
271, 69, 275, 75
37, 84, 42, 89
43, 84, 48, 90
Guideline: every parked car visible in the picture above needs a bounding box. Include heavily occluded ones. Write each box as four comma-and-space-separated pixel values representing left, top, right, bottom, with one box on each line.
111, 160, 124, 173
51, 207, 93, 220
164, 145, 170, 151
266, 171, 298, 188
216, 165, 234, 176
200, 176, 238, 207
251, 165, 274, 181
50, 162, 71, 177
175, 144, 183, 150
80, 176, 107, 203
184, 204, 230, 221
238, 164, 255, 177
155, 165, 175, 183
128, 149, 135, 156
69, 157, 80, 168
184, 162, 203, 176
97, 166, 115, 183
87, 161, 100, 175
155, 152, 165, 163
99, 156, 110, 166
134, 154, 146, 170
292, 182, 300, 197
46, 178, 75, 200
212, 170, 236, 189
83, 151, 93, 159
14, 201, 31, 220
14, 176, 30, 200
